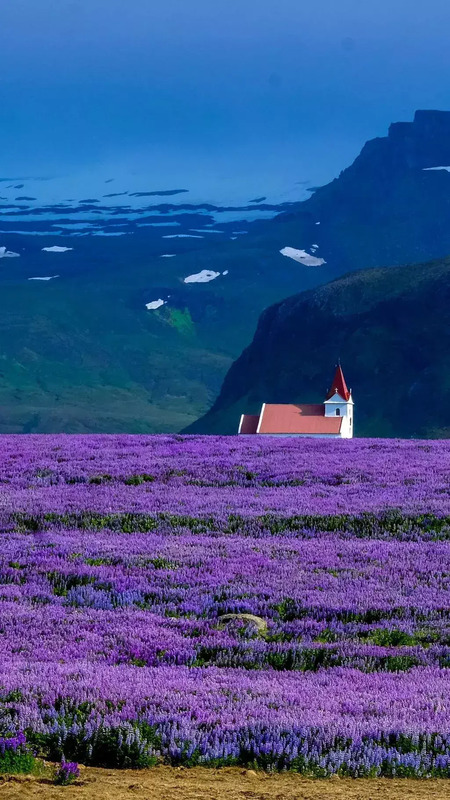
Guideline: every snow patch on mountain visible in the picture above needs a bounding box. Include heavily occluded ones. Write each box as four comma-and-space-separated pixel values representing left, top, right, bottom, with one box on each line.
184, 270, 221, 284
163, 234, 204, 239
189, 229, 224, 234
42, 246, 73, 253
0, 246, 20, 258
280, 246, 326, 267
28, 275, 59, 281
137, 222, 181, 227
145, 299, 166, 310
93, 231, 129, 236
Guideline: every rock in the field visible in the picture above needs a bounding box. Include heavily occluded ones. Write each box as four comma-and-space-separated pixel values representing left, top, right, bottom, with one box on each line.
218, 613, 268, 635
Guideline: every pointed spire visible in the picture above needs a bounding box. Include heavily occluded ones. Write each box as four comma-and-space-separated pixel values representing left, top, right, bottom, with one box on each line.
326, 364, 351, 401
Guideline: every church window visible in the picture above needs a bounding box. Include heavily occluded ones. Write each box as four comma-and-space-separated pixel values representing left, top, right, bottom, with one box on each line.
335, 408, 341, 416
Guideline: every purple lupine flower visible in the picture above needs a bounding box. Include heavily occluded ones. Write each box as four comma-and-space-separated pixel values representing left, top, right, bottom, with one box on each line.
55, 760, 80, 785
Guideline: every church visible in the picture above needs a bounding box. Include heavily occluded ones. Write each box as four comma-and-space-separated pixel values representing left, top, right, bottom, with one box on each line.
238, 365, 354, 438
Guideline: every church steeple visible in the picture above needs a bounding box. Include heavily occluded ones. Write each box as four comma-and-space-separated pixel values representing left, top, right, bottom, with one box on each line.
326, 364, 351, 401
324, 364, 354, 437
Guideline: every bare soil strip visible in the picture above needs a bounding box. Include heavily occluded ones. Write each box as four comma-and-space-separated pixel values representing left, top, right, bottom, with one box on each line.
0, 767, 449, 800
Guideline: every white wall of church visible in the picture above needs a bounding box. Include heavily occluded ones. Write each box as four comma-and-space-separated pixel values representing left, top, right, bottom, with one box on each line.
324, 393, 354, 438
339, 415, 353, 438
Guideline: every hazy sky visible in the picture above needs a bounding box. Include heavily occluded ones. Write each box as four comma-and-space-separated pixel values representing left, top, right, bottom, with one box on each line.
1, 0, 450, 201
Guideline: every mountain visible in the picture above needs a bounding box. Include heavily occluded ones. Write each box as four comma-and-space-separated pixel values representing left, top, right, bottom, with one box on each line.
279, 109, 450, 276
188, 256, 450, 438
2, 110, 450, 432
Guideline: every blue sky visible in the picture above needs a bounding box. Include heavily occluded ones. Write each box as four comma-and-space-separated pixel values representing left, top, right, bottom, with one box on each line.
1, 0, 450, 203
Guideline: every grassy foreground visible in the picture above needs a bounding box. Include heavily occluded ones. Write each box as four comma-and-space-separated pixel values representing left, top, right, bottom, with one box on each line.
0, 767, 449, 800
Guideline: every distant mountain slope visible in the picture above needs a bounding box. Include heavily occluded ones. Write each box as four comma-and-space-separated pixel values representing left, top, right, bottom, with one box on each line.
3, 110, 450, 432
188, 257, 450, 438
278, 109, 450, 277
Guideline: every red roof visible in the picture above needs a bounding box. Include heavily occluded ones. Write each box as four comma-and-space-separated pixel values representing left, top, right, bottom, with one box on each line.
239, 414, 259, 434
257, 404, 342, 435
326, 365, 351, 401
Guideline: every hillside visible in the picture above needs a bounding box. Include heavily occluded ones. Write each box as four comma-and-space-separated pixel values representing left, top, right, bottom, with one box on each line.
2, 110, 450, 431
189, 256, 450, 438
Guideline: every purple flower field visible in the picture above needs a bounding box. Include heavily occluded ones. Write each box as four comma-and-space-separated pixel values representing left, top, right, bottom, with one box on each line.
1, 435, 450, 775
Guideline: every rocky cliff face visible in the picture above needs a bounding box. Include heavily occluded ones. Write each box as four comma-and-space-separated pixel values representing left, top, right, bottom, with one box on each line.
270, 110, 450, 282
189, 256, 450, 438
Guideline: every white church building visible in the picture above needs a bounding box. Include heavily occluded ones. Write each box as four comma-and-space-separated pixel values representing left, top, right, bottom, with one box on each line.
238, 365, 354, 438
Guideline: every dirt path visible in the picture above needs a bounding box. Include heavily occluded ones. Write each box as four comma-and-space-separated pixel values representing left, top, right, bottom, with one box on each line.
0, 767, 448, 800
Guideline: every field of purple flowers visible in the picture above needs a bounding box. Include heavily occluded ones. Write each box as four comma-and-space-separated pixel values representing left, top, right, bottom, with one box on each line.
1, 435, 450, 777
